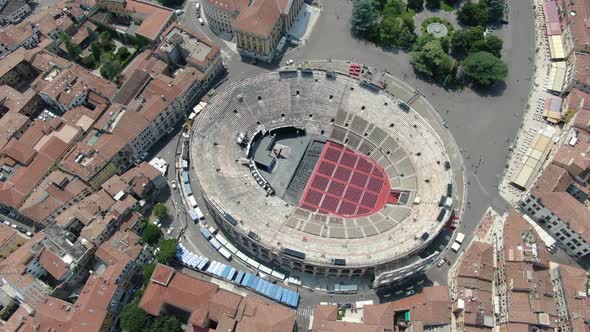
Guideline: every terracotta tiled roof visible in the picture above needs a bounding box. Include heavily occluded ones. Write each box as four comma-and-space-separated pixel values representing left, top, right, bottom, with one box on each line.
456, 241, 494, 282
530, 164, 573, 197
574, 52, 590, 86
232, 0, 281, 37
38, 247, 69, 280
140, 264, 297, 331
207, 0, 249, 11
558, 0, 590, 51
536, 192, 590, 241
125, 0, 173, 41
95, 230, 143, 265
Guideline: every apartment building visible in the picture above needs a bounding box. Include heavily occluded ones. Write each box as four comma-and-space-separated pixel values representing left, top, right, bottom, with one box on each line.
519, 125, 590, 258
450, 241, 494, 331
203, 0, 249, 34
0, 0, 31, 25
233, 0, 304, 62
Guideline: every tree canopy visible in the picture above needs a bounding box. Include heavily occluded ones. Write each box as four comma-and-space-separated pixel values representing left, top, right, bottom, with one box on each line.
99, 53, 122, 80
425, 0, 440, 10
156, 239, 179, 264
470, 35, 503, 57
450, 26, 485, 56
457, 1, 489, 27
141, 221, 161, 245
461, 51, 508, 87
149, 316, 182, 332
143, 262, 156, 286
153, 203, 168, 221
120, 303, 153, 332
351, 0, 377, 38
484, 0, 505, 23
59, 33, 81, 60
407, 0, 424, 12
411, 39, 454, 84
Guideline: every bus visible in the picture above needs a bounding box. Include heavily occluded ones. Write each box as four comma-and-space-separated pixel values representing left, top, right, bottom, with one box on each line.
218, 247, 232, 260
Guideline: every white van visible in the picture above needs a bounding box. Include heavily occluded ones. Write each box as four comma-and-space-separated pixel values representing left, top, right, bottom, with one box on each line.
455, 232, 465, 245
198, 18, 204, 25
451, 242, 461, 252
195, 2, 200, 10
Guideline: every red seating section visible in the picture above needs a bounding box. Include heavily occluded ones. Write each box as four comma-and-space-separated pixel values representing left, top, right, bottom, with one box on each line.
299, 141, 390, 217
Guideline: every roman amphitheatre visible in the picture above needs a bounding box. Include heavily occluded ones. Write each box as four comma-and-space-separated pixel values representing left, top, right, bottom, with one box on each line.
191, 62, 462, 281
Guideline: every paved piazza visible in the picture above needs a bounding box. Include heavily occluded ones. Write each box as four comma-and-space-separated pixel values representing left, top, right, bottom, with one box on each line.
191, 64, 459, 274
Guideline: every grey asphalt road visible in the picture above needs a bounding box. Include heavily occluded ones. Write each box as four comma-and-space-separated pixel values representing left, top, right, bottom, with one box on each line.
162, 0, 535, 325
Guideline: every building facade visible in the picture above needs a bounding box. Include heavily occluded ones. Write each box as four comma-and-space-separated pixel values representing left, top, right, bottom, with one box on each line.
519, 194, 590, 257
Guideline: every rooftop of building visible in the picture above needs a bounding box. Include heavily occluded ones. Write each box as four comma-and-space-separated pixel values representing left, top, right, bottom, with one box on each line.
19, 170, 89, 223
232, 0, 282, 37
140, 263, 297, 331
157, 23, 220, 70
313, 286, 451, 331
503, 210, 550, 265
530, 164, 573, 197
536, 191, 590, 241
455, 241, 494, 283
206, 0, 249, 11
574, 52, 590, 86
0, 0, 30, 17
557, 0, 590, 50
120, 0, 173, 41
95, 229, 143, 265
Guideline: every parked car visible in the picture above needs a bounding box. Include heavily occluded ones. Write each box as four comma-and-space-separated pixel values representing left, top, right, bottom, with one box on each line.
174, 9, 184, 15
405, 290, 416, 296
171, 180, 177, 189
198, 18, 204, 25
195, 2, 200, 10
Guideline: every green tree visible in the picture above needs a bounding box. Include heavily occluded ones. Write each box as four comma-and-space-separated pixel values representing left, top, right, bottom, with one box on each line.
117, 46, 130, 61
457, 1, 489, 26
149, 316, 182, 332
141, 221, 161, 245
99, 53, 122, 80
413, 33, 436, 51
411, 39, 454, 84
382, 0, 406, 16
485, 0, 505, 23
380, 16, 402, 47
425, 0, 441, 10
80, 56, 96, 69
99, 31, 116, 53
461, 51, 508, 87
156, 239, 179, 264
407, 0, 424, 12
59, 33, 81, 60
372, 0, 388, 11
470, 35, 503, 57
450, 26, 484, 56
90, 41, 101, 61
398, 26, 417, 50
351, 0, 377, 38
153, 203, 168, 220
120, 303, 153, 332
143, 262, 156, 286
